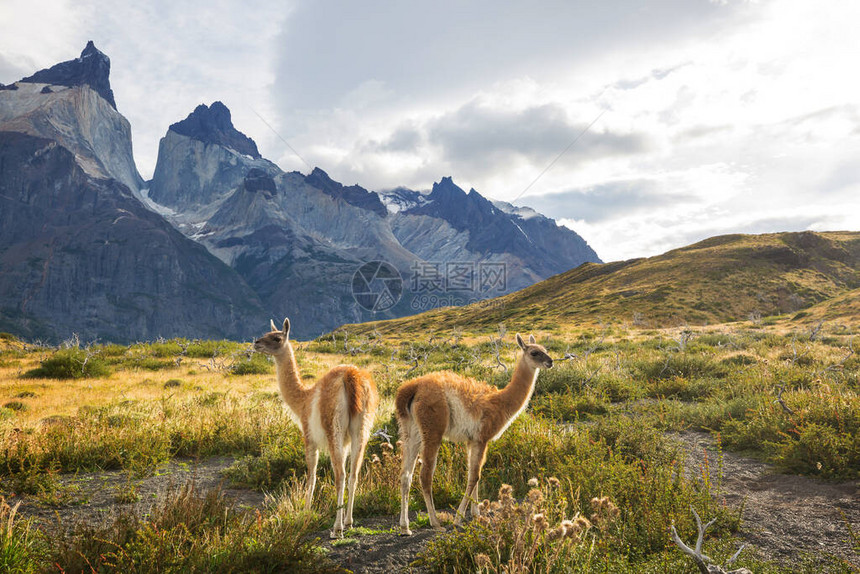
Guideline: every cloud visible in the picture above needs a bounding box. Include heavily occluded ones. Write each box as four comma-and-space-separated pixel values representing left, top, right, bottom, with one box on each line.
0, 53, 28, 84
425, 100, 651, 176
345, 98, 651, 192
271, 0, 734, 113
559, 208, 842, 263
367, 124, 424, 154
611, 62, 692, 91
516, 180, 695, 222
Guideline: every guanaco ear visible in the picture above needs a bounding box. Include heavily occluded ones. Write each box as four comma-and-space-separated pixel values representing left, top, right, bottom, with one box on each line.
270, 319, 278, 332
516, 333, 526, 350
529, 334, 536, 344
282, 317, 291, 336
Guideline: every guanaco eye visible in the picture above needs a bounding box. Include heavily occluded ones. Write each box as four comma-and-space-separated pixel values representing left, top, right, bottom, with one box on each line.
530, 351, 538, 356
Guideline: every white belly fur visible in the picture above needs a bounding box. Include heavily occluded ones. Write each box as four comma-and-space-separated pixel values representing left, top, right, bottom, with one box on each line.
444, 393, 481, 442
306, 383, 351, 453
307, 388, 328, 451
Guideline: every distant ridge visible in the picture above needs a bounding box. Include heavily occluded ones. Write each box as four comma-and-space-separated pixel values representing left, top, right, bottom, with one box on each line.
343, 231, 860, 335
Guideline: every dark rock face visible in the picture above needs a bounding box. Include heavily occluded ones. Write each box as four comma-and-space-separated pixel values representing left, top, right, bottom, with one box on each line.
19, 41, 116, 109
193, 169, 415, 340
244, 168, 277, 196
402, 177, 601, 278
0, 131, 268, 343
305, 167, 388, 218
169, 101, 261, 158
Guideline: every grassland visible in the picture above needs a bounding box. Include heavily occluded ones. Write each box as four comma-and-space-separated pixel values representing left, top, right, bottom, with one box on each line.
0, 231, 858, 572
0, 314, 858, 573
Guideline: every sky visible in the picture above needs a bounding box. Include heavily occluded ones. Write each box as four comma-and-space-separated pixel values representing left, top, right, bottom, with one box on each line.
2, 0, 859, 262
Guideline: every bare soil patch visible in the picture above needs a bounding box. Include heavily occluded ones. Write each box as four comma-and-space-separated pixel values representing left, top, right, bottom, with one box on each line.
315, 516, 442, 573
675, 431, 860, 568
7, 457, 265, 532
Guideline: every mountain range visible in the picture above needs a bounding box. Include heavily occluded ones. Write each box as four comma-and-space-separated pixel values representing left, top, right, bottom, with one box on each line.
0, 43, 600, 343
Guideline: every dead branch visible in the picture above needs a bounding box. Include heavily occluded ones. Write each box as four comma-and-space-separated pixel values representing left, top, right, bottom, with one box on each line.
670, 507, 751, 574
808, 320, 824, 342
773, 384, 794, 415
787, 335, 810, 366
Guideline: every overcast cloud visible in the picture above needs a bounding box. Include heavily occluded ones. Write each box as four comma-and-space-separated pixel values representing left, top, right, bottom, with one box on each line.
1, 0, 858, 262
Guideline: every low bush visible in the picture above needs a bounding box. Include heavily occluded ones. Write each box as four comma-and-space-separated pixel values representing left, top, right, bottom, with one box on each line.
22, 348, 110, 379
230, 352, 272, 375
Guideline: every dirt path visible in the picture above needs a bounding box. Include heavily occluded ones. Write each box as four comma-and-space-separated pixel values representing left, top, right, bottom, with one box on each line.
6, 457, 266, 532
314, 516, 441, 573
674, 431, 860, 568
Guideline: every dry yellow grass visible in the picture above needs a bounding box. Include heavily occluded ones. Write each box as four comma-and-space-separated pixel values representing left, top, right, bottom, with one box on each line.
0, 345, 350, 427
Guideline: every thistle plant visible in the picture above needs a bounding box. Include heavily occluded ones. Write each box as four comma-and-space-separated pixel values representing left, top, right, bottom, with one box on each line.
419, 478, 620, 574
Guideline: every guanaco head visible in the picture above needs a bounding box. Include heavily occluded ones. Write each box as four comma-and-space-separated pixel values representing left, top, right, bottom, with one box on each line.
516, 333, 553, 370
254, 318, 292, 355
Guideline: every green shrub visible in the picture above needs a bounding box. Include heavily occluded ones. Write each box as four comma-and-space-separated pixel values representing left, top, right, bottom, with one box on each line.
720, 353, 758, 367
769, 422, 860, 479
647, 375, 715, 401
632, 353, 729, 381
127, 357, 174, 371
230, 353, 273, 375
22, 348, 110, 379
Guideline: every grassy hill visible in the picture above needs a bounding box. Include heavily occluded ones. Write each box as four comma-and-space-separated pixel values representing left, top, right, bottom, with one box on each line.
793, 286, 860, 329
344, 231, 860, 337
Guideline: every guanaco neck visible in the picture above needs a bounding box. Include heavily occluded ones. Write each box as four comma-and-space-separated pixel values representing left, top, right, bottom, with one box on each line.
494, 354, 539, 418
274, 344, 310, 415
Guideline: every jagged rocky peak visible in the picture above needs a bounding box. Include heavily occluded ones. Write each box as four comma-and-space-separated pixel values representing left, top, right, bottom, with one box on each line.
19, 41, 116, 109
305, 167, 388, 217
169, 101, 261, 158
429, 176, 468, 201
407, 176, 498, 230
